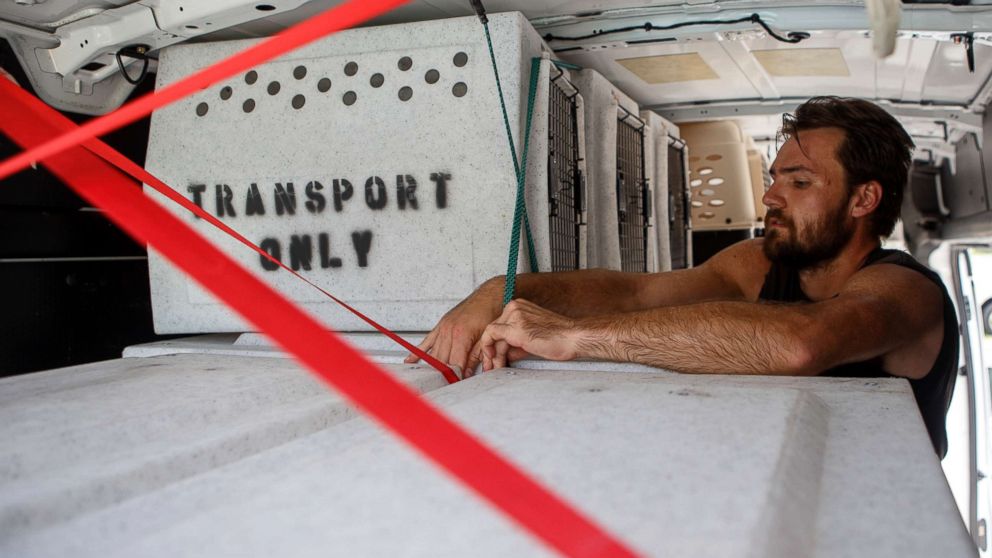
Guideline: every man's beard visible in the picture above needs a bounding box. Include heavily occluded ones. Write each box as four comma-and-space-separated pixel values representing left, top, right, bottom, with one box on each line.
763, 200, 853, 270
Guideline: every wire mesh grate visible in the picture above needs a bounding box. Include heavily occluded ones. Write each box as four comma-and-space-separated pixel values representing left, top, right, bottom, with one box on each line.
668, 142, 690, 269
616, 116, 648, 273
547, 76, 582, 272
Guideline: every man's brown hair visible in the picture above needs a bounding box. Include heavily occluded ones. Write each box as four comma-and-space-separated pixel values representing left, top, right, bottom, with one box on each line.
780, 96, 915, 238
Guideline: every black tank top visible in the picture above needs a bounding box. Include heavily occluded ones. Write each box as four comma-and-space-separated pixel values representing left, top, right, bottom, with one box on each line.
758, 247, 959, 457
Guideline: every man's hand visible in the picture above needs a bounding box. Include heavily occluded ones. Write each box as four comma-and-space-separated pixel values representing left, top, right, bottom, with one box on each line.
404, 282, 503, 376
479, 299, 579, 371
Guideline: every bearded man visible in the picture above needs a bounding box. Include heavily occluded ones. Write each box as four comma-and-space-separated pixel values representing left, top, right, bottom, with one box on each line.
406, 96, 958, 456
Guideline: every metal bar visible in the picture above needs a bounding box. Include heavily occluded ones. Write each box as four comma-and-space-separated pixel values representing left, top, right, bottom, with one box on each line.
549, 63, 581, 101
617, 104, 646, 131
0, 20, 61, 46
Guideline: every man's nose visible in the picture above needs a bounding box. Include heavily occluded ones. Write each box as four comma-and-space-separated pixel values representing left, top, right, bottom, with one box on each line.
763, 180, 784, 210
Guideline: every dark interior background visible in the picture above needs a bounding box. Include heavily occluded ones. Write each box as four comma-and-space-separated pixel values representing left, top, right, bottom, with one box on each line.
0, 39, 177, 377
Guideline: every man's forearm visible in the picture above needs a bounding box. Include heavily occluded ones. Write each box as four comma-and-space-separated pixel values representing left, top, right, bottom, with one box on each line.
483, 269, 646, 318
573, 301, 816, 375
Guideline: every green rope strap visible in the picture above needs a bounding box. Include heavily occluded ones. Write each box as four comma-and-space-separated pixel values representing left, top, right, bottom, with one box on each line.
502, 58, 542, 305
479, 21, 539, 304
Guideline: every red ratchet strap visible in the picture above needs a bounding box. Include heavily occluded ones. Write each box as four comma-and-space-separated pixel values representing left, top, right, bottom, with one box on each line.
0, 80, 640, 558
0, 83, 458, 384
0, 0, 408, 182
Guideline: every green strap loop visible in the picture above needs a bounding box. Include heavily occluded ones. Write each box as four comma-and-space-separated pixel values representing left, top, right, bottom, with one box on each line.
479, 21, 540, 304
502, 57, 542, 305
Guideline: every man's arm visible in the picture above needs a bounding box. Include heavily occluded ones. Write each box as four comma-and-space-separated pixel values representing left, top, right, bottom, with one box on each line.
479, 262, 944, 378
484, 265, 742, 318
406, 240, 765, 373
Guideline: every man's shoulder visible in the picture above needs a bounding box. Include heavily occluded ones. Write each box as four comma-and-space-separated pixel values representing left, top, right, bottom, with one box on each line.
704, 239, 772, 300
841, 256, 948, 381
843, 257, 943, 305
707, 238, 770, 266
868, 249, 940, 281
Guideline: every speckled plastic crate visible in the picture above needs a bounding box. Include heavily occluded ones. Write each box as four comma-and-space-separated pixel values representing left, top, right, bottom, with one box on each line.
145, 13, 556, 333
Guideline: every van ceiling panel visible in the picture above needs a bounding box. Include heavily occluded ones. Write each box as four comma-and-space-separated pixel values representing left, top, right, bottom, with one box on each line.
616, 53, 719, 84
751, 48, 850, 78
565, 40, 763, 106
560, 30, 992, 110
745, 32, 903, 101
922, 42, 992, 105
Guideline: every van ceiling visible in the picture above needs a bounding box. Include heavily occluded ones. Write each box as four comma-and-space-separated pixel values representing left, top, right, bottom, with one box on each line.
1, 1, 992, 148
566, 31, 991, 109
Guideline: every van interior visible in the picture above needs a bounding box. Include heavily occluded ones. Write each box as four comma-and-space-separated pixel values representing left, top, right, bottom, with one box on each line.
1, 1, 991, 555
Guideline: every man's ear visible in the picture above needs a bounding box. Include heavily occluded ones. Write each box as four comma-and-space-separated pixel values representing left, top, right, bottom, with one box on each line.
850, 181, 882, 218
